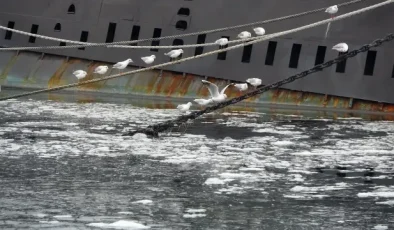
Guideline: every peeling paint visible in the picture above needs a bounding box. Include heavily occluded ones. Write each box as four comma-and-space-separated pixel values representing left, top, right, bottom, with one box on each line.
2, 51, 394, 118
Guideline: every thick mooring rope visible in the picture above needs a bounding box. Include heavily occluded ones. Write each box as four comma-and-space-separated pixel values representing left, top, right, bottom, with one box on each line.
0, 0, 368, 51
0, 0, 391, 102
124, 33, 394, 137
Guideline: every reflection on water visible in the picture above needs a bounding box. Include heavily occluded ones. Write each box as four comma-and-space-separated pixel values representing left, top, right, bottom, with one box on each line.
0, 89, 393, 229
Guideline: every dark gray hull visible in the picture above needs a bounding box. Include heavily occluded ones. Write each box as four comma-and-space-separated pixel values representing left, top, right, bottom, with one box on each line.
0, 0, 393, 103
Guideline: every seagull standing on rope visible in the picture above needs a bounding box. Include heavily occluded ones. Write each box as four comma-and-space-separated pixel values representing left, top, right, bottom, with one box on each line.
332, 43, 348, 52
325, 5, 338, 19
201, 80, 234, 103
246, 78, 262, 88
165, 49, 184, 58
177, 102, 192, 112
93, 65, 109, 75
234, 83, 249, 91
237, 31, 252, 39
215, 38, 229, 48
113, 58, 133, 73
141, 55, 156, 64
253, 27, 266, 36
73, 70, 87, 80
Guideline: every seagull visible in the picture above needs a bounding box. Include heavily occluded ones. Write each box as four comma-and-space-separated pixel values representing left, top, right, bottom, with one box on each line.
201, 80, 234, 103
193, 98, 213, 106
325, 5, 338, 19
113, 58, 133, 73
215, 38, 229, 47
93, 65, 108, 75
177, 102, 192, 112
165, 49, 184, 58
332, 43, 348, 52
73, 70, 87, 80
237, 31, 252, 39
141, 55, 156, 64
246, 78, 262, 87
234, 83, 248, 91
253, 27, 266, 36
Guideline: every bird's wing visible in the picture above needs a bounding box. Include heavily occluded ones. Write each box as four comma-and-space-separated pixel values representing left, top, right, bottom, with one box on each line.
113, 62, 122, 68
141, 57, 148, 61
73, 70, 81, 75
202, 80, 220, 97
164, 50, 174, 56
220, 83, 234, 95
332, 43, 344, 49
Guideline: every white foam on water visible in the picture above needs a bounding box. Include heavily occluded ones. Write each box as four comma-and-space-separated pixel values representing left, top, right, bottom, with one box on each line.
183, 213, 206, 218
87, 220, 150, 229
358, 186, 394, 198
204, 178, 225, 185
132, 200, 153, 205
185, 209, 206, 213
373, 225, 388, 230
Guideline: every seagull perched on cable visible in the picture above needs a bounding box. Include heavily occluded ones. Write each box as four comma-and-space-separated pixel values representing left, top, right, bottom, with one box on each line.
93, 65, 108, 75
253, 27, 266, 36
165, 49, 184, 58
215, 38, 229, 48
113, 58, 133, 73
141, 55, 156, 64
73, 70, 87, 80
246, 78, 262, 88
234, 83, 249, 92
193, 98, 213, 106
201, 80, 234, 103
177, 102, 192, 112
325, 5, 338, 19
237, 31, 252, 39
332, 43, 348, 52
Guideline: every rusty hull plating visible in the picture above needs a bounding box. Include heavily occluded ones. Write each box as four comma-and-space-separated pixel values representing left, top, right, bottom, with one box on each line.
1, 51, 394, 120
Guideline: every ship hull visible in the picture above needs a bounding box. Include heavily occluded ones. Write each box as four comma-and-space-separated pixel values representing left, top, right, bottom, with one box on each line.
0, 0, 394, 113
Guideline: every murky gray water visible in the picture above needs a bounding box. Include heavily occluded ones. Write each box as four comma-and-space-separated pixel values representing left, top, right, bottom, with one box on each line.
0, 90, 393, 229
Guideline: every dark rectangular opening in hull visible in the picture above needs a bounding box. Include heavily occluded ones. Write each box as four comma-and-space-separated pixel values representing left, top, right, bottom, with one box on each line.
130, 25, 140, 46
5, 21, 15, 40
265, 41, 277, 66
194, 34, 206, 56
336, 52, 348, 73
315, 46, 327, 66
217, 36, 230, 60
242, 44, 253, 63
150, 28, 162, 52
364, 50, 377, 76
289, 43, 302, 68
105, 22, 117, 43
28, 24, 39, 43
78, 31, 89, 50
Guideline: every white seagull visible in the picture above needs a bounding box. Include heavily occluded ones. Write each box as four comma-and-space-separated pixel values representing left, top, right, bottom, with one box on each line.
93, 65, 108, 75
165, 49, 184, 58
325, 5, 338, 19
193, 98, 213, 106
73, 70, 87, 80
215, 38, 229, 47
201, 80, 234, 103
237, 31, 252, 39
332, 43, 348, 52
234, 83, 248, 91
141, 55, 156, 64
177, 102, 192, 112
113, 58, 133, 73
253, 27, 266, 36
246, 78, 262, 87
